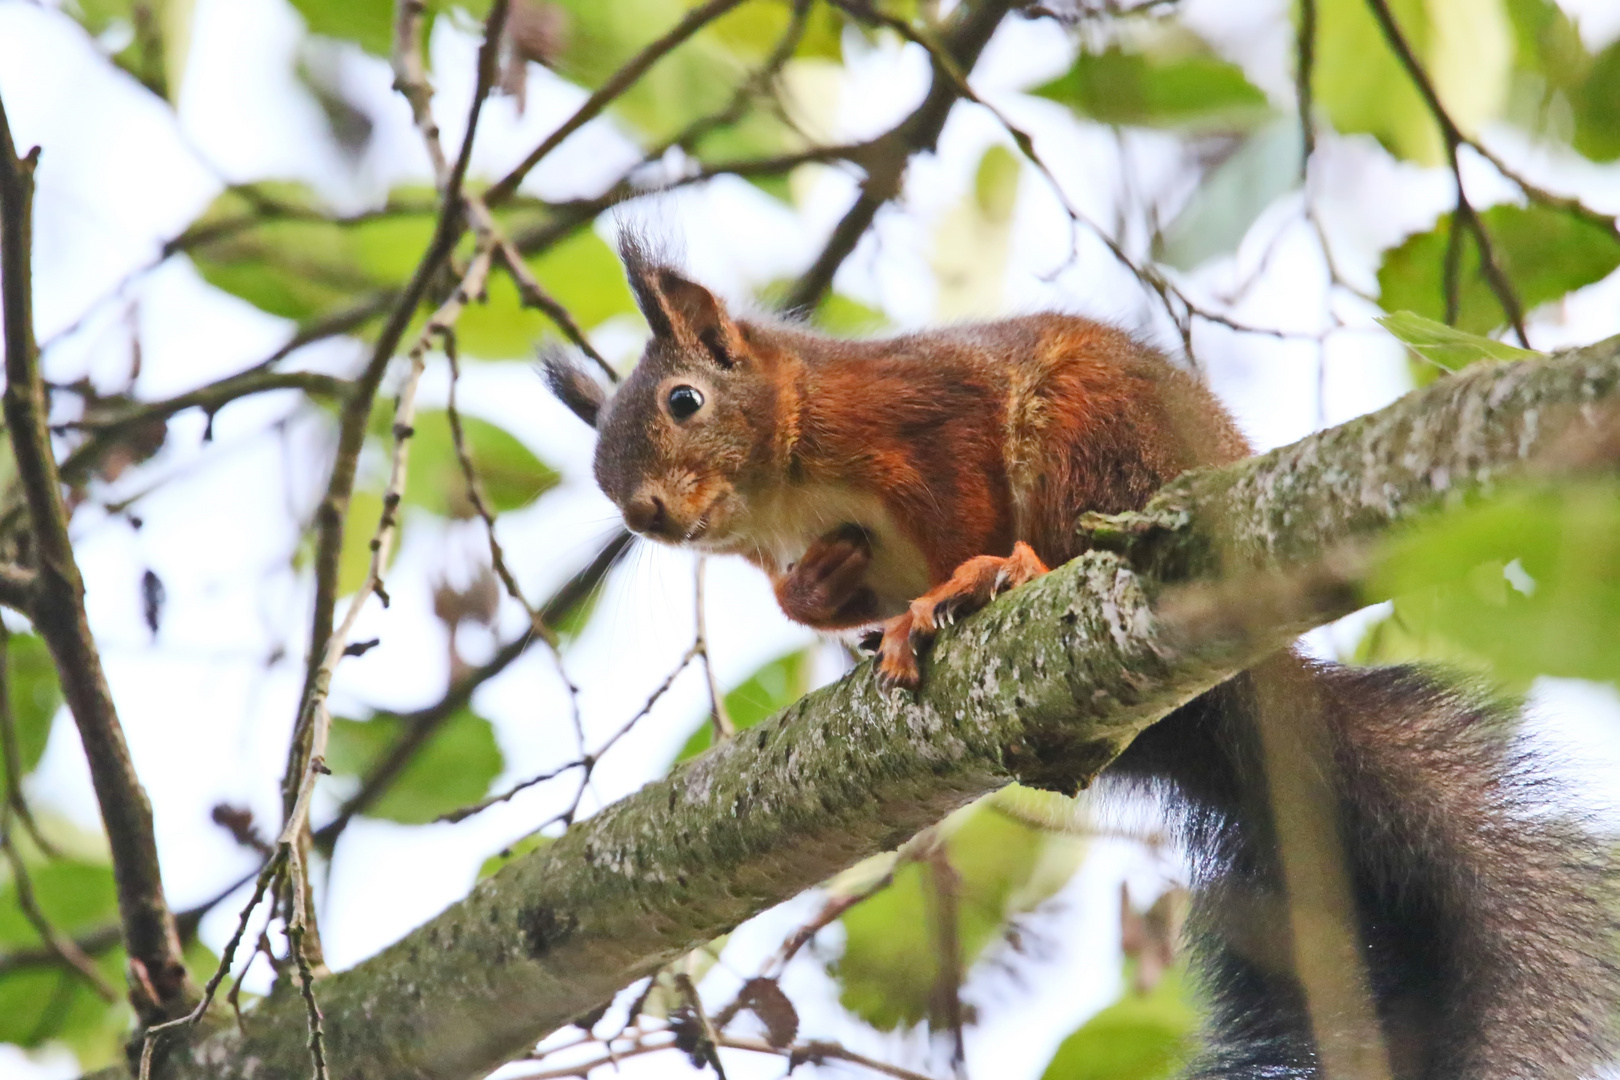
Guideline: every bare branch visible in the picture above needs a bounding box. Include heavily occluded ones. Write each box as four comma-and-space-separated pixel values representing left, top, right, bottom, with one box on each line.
0, 87, 192, 1022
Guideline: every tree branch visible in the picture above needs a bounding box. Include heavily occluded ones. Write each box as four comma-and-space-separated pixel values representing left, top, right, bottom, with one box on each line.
0, 91, 193, 1022
113, 335, 1620, 1080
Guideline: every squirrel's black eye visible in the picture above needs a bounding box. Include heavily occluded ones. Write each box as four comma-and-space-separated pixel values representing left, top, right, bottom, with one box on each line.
667, 385, 704, 421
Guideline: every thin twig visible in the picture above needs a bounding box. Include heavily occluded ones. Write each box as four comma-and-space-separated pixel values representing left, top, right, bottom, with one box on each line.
137, 853, 284, 1080
312, 532, 630, 851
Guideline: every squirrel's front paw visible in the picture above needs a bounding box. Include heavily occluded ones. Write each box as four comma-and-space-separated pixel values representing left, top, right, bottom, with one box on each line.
875, 612, 922, 690
776, 523, 878, 629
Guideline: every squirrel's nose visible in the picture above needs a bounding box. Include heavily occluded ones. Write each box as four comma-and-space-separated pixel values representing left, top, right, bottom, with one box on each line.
624, 494, 668, 536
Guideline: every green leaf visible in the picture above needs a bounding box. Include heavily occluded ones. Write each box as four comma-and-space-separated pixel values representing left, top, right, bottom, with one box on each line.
1155, 118, 1303, 271
0, 855, 130, 1057
1376, 204, 1620, 369
1313, 0, 1515, 164
478, 831, 554, 881
550, 0, 749, 141
286, 0, 393, 54
755, 282, 886, 334
1039, 966, 1199, 1080
1033, 37, 1271, 133
284, 0, 490, 56
326, 707, 505, 825
398, 410, 560, 519
4, 634, 62, 780
459, 229, 639, 356
0, 860, 118, 947
675, 650, 812, 763
974, 144, 1021, 225
1573, 40, 1620, 163
833, 803, 1079, 1031
337, 489, 395, 598
66, 0, 195, 101
1366, 479, 1620, 688
1376, 311, 1539, 373
1502, 0, 1589, 145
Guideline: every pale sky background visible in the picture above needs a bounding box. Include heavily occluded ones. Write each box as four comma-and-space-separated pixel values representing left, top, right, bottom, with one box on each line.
3, 0, 1620, 1077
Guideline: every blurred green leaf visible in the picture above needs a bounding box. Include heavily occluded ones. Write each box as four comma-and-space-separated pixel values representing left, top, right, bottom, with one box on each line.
974, 144, 1021, 225
1364, 479, 1620, 688
834, 803, 1080, 1031
67, 0, 195, 101
1039, 966, 1198, 1080
1377, 311, 1539, 373
187, 184, 429, 325
337, 489, 395, 597
676, 649, 811, 762
479, 831, 554, 880
285, 0, 492, 56
187, 186, 628, 353
756, 282, 886, 333
1034, 38, 1271, 133
458, 229, 638, 356
396, 409, 560, 519
1155, 118, 1303, 271
4, 634, 62, 781
550, 0, 747, 139
1572, 40, 1620, 163
0, 855, 126, 1058
524, 229, 640, 336
1377, 204, 1620, 376
0, 861, 117, 947
1503, 0, 1589, 143
286, 0, 393, 54
1314, 0, 1514, 165
328, 707, 505, 825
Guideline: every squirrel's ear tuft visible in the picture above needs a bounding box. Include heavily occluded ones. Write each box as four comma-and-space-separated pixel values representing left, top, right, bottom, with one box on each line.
539, 345, 607, 429
618, 232, 738, 367
620, 231, 678, 340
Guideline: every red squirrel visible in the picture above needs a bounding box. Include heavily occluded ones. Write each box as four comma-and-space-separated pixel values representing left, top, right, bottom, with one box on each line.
547, 239, 1619, 1079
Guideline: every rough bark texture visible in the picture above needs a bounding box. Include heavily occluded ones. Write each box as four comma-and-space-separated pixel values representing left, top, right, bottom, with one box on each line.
125, 337, 1620, 1080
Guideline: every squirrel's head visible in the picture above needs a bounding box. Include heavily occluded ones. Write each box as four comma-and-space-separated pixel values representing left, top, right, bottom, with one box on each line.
578, 242, 783, 549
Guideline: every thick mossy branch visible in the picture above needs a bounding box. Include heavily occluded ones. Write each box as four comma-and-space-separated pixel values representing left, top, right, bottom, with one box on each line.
127, 337, 1620, 1080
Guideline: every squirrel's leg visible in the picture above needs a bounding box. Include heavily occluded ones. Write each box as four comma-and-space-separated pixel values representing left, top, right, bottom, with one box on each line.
875, 542, 1049, 688
773, 523, 880, 630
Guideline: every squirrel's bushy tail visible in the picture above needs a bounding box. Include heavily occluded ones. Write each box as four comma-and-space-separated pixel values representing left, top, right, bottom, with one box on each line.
1106, 659, 1620, 1080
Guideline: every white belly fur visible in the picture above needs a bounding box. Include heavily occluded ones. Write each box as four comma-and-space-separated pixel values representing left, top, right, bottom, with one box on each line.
729, 482, 931, 620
